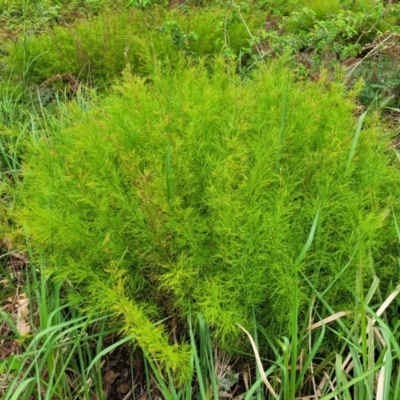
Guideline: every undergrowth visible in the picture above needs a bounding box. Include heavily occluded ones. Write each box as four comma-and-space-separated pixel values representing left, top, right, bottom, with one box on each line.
5, 5, 264, 85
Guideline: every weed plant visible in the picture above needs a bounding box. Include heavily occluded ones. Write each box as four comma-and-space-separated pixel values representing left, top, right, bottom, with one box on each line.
5, 5, 263, 86
15, 55, 400, 381
264, 1, 400, 60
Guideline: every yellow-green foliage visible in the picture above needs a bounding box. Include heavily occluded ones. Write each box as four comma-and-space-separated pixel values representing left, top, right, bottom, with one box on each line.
6, 6, 263, 84
16, 57, 400, 380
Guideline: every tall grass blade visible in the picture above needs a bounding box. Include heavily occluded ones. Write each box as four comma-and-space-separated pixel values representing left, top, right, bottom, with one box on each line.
288, 211, 319, 398
308, 311, 352, 331
166, 139, 173, 209
275, 76, 289, 174
321, 244, 359, 297
197, 313, 218, 400
294, 210, 319, 266
296, 324, 326, 390
86, 335, 134, 374
346, 111, 367, 172
237, 324, 278, 398
365, 276, 379, 305
244, 363, 278, 400
8, 378, 36, 400
320, 364, 383, 400
252, 309, 263, 400
376, 328, 392, 400
143, 354, 175, 400
372, 284, 400, 325
279, 78, 289, 144
189, 315, 208, 400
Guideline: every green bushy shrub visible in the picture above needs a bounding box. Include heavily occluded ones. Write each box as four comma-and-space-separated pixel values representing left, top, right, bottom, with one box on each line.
16, 57, 400, 380
6, 6, 262, 85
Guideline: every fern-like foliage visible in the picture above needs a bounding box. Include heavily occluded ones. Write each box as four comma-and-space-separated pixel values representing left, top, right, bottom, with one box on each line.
6, 6, 263, 85
16, 57, 400, 381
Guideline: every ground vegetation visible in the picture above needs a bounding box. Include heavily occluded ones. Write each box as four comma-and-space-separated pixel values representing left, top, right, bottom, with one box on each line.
1, 0, 400, 399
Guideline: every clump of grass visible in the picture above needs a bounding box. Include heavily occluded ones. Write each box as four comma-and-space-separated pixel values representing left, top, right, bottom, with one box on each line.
15, 55, 400, 381
241, 249, 400, 399
0, 248, 123, 400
